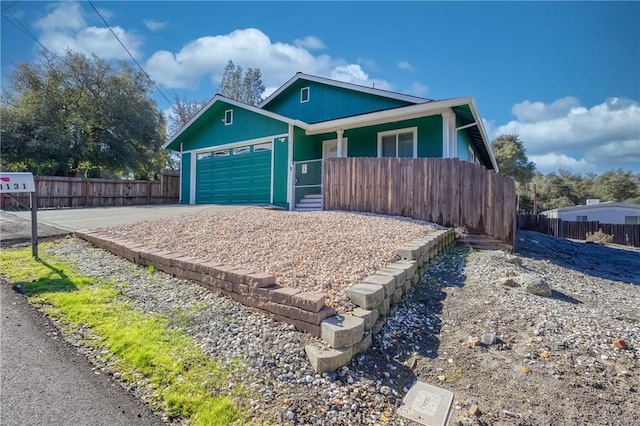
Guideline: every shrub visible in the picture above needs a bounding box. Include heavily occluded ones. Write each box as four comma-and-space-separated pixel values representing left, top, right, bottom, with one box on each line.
585, 229, 613, 245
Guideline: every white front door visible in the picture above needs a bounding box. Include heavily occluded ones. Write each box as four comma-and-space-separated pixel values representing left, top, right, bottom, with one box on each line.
322, 138, 348, 160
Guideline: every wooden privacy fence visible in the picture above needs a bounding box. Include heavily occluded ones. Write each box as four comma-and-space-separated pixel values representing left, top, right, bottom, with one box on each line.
518, 214, 640, 247
0, 172, 179, 210
323, 157, 517, 247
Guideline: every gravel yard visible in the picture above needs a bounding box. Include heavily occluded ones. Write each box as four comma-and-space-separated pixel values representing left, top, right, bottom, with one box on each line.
11, 226, 640, 425
96, 208, 440, 312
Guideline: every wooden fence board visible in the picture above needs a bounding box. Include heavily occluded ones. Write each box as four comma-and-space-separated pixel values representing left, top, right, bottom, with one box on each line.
1, 173, 180, 210
323, 157, 517, 247
518, 214, 640, 247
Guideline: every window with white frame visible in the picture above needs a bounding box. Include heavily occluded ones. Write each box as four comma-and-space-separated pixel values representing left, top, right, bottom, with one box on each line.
576, 215, 588, 222
224, 109, 233, 125
233, 146, 250, 155
378, 128, 417, 158
300, 87, 310, 103
468, 145, 476, 163
625, 216, 639, 225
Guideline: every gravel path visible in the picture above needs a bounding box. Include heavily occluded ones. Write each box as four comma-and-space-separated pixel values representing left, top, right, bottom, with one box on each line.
34, 229, 639, 425
96, 208, 440, 312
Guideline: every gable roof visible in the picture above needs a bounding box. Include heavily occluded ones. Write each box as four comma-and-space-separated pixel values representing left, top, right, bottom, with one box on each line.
259, 72, 432, 108
542, 201, 640, 215
163, 95, 308, 150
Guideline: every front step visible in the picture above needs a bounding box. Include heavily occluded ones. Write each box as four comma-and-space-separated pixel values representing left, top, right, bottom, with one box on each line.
295, 194, 323, 211
456, 234, 512, 252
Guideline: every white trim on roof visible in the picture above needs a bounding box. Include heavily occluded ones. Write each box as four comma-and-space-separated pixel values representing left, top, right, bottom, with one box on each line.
304, 97, 472, 135
259, 72, 431, 108
468, 98, 499, 172
163, 95, 308, 150
542, 201, 640, 215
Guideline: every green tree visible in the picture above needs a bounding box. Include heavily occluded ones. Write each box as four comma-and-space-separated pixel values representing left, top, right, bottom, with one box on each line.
594, 169, 640, 203
218, 60, 265, 105
1, 51, 168, 178
491, 134, 536, 186
168, 94, 205, 136
490, 134, 537, 212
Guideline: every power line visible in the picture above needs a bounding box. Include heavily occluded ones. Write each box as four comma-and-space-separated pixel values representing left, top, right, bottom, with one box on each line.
1, 1, 18, 12
2, 9, 58, 59
87, 0, 174, 109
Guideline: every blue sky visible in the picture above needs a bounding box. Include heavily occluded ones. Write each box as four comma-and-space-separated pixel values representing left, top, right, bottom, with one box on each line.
1, 1, 639, 175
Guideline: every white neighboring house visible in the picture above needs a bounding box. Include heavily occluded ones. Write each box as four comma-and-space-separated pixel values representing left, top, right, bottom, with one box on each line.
542, 200, 640, 225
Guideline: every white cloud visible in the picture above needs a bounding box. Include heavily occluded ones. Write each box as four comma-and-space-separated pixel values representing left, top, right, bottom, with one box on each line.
145, 28, 393, 92
293, 36, 326, 50
34, 2, 86, 32
511, 96, 581, 123
492, 97, 640, 174
33, 2, 142, 60
529, 153, 596, 174
397, 60, 415, 71
143, 19, 168, 31
409, 81, 428, 97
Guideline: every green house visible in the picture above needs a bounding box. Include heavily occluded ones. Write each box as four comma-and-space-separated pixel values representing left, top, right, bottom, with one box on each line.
164, 73, 499, 210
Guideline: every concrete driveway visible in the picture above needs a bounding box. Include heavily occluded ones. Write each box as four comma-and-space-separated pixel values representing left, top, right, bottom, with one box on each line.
1, 204, 244, 244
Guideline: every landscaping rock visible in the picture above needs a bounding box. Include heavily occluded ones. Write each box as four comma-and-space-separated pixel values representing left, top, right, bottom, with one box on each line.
505, 255, 523, 267
517, 273, 552, 297
498, 276, 519, 288
481, 333, 497, 346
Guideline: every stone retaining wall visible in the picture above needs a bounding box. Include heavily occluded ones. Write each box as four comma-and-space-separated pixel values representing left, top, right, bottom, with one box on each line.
75, 231, 334, 337
75, 228, 455, 373
305, 229, 455, 372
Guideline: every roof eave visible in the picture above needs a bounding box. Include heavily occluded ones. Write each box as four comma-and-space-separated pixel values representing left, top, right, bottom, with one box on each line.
259, 72, 431, 109
468, 98, 499, 172
163, 95, 304, 151
305, 97, 474, 135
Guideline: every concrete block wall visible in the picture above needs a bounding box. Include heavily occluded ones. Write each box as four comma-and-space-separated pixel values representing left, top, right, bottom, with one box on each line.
75, 231, 334, 337
76, 228, 455, 373
305, 229, 455, 373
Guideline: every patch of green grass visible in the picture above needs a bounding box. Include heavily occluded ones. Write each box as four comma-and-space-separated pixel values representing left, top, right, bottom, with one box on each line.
146, 265, 156, 274
0, 244, 245, 425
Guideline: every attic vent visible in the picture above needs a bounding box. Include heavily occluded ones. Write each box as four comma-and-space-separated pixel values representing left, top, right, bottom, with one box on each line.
224, 109, 233, 125
300, 87, 310, 103
586, 199, 600, 205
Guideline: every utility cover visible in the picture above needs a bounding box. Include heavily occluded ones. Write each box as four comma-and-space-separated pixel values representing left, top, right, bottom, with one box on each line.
397, 381, 453, 426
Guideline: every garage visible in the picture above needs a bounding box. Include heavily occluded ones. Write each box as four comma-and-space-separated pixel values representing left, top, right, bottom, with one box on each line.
195, 142, 272, 204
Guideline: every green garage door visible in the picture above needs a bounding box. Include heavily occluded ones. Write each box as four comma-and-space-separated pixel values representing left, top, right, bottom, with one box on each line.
195, 143, 272, 204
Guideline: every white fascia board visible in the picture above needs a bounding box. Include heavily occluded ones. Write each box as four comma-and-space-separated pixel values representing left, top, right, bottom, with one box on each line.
259, 73, 430, 108
550, 202, 640, 214
163, 95, 307, 150
468, 98, 499, 172
305, 97, 473, 135
182, 133, 288, 154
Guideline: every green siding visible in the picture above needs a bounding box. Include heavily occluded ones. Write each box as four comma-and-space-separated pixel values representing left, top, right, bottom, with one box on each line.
264, 80, 413, 124
272, 135, 289, 208
180, 152, 191, 204
293, 117, 443, 162
293, 126, 325, 162
457, 130, 471, 161
172, 101, 288, 152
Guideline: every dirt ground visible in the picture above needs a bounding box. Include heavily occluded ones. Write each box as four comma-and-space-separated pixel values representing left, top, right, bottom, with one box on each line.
357, 231, 639, 426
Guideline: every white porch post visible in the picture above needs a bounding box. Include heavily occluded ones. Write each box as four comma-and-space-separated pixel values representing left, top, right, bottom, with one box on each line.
441, 110, 456, 158
336, 128, 345, 158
